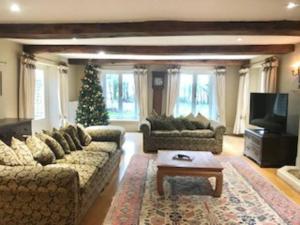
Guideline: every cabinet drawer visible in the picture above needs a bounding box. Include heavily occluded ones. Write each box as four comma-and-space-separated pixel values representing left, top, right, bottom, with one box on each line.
244, 135, 262, 164
248, 135, 262, 146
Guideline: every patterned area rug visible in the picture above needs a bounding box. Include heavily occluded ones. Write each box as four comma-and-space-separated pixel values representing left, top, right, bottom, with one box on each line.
103, 154, 300, 225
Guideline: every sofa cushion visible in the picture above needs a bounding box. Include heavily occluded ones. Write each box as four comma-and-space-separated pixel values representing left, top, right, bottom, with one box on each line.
37, 133, 65, 159
11, 137, 38, 166
86, 125, 125, 141
148, 118, 176, 131
0, 140, 23, 166
186, 113, 210, 129
63, 125, 83, 150
46, 163, 97, 191
77, 124, 92, 146
181, 118, 197, 130
180, 129, 215, 138
52, 130, 71, 154
171, 118, 186, 130
61, 131, 77, 151
56, 151, 109, 168
84, 141, 118, 155
151, 130, 181, 137
26, 136, 56, 165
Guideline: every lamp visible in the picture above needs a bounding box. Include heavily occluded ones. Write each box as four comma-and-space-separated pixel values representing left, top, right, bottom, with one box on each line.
292, 62, 300, 88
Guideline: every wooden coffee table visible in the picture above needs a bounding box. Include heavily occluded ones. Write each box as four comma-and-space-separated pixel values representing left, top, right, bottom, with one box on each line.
156, 150, 224, 197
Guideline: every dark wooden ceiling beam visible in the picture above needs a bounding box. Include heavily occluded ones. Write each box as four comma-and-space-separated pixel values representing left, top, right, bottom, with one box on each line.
24, 44, 295, 55
1, 20, 300, 38
68, 58, 249, 66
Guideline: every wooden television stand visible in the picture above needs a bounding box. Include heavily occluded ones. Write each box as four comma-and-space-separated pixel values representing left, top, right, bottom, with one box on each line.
244, 128, 298, 167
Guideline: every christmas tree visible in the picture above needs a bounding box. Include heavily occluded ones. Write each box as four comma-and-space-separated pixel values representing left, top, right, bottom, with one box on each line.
76, 64, 109, 127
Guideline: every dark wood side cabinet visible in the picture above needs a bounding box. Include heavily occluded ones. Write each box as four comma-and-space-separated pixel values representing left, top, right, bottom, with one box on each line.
244, 129, 298, 167
0, 118, 32, 145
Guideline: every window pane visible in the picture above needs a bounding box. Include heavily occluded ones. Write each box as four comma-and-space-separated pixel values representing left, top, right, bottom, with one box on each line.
121, 73, 138, 120
105, 73, 119, 118
195, 75, 210, 118
104, 72, 138, 120
175, 74, 193, 116
34, 69, 45, 120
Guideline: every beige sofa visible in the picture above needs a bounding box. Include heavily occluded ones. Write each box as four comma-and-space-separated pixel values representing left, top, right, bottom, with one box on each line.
140, 120, 226, 154
0, 126, 124, 225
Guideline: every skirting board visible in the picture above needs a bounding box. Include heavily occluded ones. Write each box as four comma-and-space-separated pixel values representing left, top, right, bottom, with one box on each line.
277, 166, 300, 193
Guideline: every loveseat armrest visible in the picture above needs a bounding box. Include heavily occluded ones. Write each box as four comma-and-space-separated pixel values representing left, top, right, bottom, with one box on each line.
0, 165, 80, 225
86, 125, 125, 148
209, 120, 226, 139
139, 120, 151, 136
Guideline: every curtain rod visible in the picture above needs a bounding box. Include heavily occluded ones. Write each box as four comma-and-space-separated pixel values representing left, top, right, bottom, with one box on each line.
245, 56, 278, 68
21, 53, 68, 68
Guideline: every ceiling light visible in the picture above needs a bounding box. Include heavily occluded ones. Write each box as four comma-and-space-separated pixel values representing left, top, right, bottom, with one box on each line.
72, 37, 77, 41
98, 51, 106, 56
287, 2, 299, 9
10, 3, 20, 12
237, 38, 243, 42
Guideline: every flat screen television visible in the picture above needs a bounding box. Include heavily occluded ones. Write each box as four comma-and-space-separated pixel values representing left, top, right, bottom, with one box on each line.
249, 93, 288, 133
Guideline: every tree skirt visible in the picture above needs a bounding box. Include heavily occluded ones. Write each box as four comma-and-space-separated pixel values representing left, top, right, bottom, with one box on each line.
103, 155, 300, 225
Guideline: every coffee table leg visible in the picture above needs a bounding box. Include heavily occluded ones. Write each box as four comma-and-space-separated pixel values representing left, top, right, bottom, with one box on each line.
214, 173, 223, 197
157, 170, 164, 195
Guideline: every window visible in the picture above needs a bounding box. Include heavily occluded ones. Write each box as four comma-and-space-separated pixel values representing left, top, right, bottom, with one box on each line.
175, 72, 213, 118
34, 69, 46, 120
102, 71, 138, 120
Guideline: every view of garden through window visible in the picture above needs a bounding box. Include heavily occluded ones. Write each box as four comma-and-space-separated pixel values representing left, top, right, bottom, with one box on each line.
34, 69, 46, 120
103, 72, 138, 120
175, 73, 212, 118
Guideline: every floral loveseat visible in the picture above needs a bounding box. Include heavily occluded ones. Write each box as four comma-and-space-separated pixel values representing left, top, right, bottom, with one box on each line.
0, 124, 124, 225
140, 113, 226, 154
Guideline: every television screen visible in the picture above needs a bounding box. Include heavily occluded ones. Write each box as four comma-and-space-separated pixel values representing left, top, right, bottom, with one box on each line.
249, 93, 288, 133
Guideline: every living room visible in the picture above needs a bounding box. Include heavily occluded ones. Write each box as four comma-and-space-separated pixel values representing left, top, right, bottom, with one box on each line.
0, 0, 300, 225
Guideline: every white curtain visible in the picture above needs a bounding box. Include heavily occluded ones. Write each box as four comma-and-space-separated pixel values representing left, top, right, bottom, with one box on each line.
215, 67, 226, 125
18, 54, 36, 119
261, 58, 279, 93
166, 66, 180, 116
233, 68, 250, 134
134, 67, 148, 121
58, 65, 69, 126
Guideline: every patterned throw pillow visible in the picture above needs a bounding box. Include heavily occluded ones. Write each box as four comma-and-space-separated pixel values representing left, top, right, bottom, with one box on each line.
26, 136, 56, 165
181, 118, 197, 130
77, 124, 92, 146
195, 113, 210, 128
185, 113, 209, 129
11, 137, 38, 166
171, 118, 186, 130
52, 131, 71, 154
37, 133, 65, 159
63, 125, 83, 150
0, 140, 23, 166
43, 129, 53, 136
60, 131, 77, 151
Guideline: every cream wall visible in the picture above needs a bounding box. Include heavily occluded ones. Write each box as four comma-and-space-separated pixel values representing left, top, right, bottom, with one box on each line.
278, 43, 300, 135
0, 39, 22, 119
68, 65, 85, 101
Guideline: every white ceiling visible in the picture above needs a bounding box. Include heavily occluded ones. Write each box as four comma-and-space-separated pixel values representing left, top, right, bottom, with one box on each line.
0, 0, 299, 23
10, 36, 300, 46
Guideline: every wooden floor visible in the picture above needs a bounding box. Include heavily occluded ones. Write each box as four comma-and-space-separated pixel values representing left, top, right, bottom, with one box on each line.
81, 133, 300, 225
